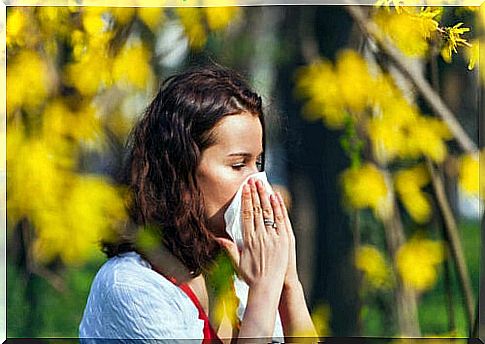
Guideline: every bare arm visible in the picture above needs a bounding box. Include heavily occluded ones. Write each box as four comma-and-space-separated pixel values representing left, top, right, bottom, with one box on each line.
279, 280, 318, 337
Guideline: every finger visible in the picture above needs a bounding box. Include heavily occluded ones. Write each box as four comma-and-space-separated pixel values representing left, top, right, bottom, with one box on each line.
256, 180, 274, 231
249, 178, 265, 231
216, 238, 240, 268
241, 183, 254, 244
277, 191, 294, 239
270, 193, 286, 236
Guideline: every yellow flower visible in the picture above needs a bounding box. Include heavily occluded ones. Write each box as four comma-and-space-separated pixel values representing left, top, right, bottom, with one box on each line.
368, 73, 399, 109
70, 29, 87, 61
368, 97, 451, 164
458, 151, 481, 197
367, 97, 418, 163
176, 8, 207, 50
7, 8, 26, 46
204, 6, 239, 31
7, 50, 54, 115
64, 46, 113, 96
373, 9, 439, 57
37, 7, 73, 39
341, 163, 392, 219
406, 116, 451, 163
137, 7, 165, 32
394, 164, 432, 224
336, 50, 374, 113
465, 39, 479, 70
7, 126, 70, 224
112, 42, 154, 90
295, 50, 375, 127
42, 98, 102, 146
294, 60, 346, 129
311, 303, 331, 337
32, 175, 127, 266
82, 7, 109, 36
396, 235, 445, 292
355, 245, 393, 290
440, 23, 471, 63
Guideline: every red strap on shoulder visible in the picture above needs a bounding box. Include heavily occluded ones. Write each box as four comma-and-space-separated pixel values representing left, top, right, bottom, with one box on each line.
164, 275, 222, 343
177, 283, 222, 343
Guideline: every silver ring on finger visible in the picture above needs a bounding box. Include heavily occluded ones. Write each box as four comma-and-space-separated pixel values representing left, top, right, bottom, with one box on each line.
263, 218, 278, 229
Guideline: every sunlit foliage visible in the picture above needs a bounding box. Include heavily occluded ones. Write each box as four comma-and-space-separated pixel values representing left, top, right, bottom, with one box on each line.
295, 4, 480, 332
7, 5, 239, 267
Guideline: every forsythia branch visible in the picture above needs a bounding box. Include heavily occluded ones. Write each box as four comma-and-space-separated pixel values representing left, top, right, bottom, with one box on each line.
344, 4, 477, 154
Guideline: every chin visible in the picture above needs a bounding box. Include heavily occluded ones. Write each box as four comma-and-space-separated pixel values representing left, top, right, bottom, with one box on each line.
207, 213, 227, 238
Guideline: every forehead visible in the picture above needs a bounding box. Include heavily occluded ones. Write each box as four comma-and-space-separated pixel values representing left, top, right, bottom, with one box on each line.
210, 113, 263, 152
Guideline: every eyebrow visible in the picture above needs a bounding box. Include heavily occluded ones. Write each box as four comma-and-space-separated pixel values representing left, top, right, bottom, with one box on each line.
227, 151, 264, 158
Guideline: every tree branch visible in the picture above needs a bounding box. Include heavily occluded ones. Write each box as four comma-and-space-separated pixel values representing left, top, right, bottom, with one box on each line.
344, 5, 477, 153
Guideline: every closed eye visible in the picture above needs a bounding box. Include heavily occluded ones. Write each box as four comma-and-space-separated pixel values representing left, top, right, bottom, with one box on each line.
232, 164, 245, 170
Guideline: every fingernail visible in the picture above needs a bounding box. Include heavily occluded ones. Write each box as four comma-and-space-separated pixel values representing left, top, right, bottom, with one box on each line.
243, 184, 249, 193
270, 194, 276, 203
256, 180, 263, 188
248, 178, 254, 186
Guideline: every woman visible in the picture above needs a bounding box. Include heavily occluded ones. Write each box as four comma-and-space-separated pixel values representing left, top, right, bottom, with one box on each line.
79, 66, 317, 341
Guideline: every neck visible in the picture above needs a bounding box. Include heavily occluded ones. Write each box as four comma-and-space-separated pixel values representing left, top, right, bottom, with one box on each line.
140, 244, 195, 285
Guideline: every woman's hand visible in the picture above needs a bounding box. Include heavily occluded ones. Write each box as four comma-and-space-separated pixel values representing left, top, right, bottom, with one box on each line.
274, 191, 300, 288
217, 178, 289, 289
217, 178, 317, 338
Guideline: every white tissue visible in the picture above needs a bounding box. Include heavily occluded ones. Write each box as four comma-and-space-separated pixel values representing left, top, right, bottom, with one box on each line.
224, 171, 275, 251
223, 171, 284, 339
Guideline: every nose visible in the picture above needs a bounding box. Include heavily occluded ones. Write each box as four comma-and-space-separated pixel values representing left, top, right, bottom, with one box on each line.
245, 165, 260, 179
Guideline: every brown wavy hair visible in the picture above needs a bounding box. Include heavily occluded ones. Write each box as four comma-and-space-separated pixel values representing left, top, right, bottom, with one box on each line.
102, 66, 265, 276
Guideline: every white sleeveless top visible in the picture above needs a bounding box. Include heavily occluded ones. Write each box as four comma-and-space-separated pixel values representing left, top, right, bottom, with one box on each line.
79, 251, 283, 341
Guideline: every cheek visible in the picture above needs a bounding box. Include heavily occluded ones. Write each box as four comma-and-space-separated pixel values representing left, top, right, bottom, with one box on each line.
201, 171, 245, 212
213, 177, 242, 206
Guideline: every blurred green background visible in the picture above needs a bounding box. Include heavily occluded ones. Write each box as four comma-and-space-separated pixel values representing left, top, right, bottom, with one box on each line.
6, 4, 484, 339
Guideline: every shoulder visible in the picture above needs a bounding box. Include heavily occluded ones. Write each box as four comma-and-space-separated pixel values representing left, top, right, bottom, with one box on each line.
91, 251, 172, 292
79, 251, 204, 339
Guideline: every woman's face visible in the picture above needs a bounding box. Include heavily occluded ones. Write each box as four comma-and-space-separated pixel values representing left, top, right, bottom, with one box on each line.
196, 113, 263, 237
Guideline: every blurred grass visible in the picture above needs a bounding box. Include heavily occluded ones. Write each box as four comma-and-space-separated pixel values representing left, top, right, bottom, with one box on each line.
7, 252, 105, 337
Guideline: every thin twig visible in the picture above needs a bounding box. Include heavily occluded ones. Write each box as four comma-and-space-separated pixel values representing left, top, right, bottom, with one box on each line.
30, 265, 67, 294
425, 158, 475, 333
344, 5, 477, 153
298, 7, 319, 64
21, 219, 67, 293
430, 52, 457, 335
